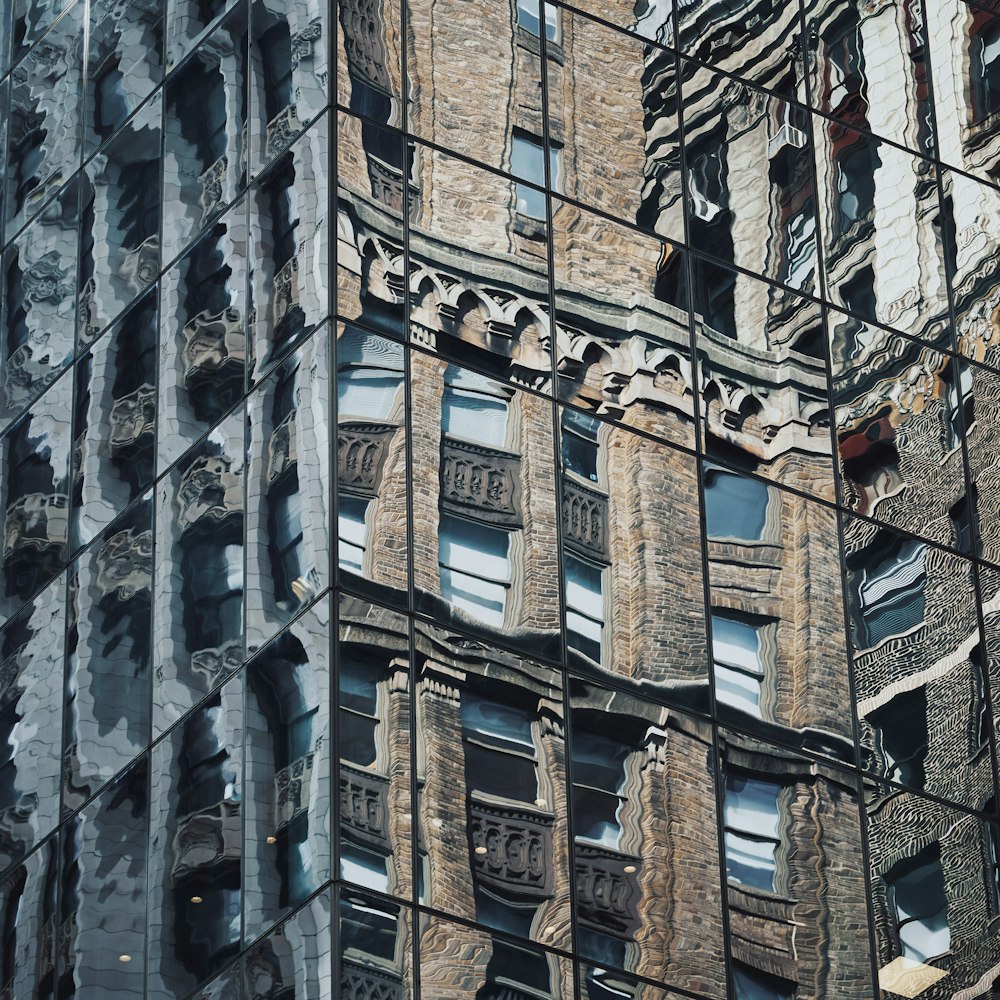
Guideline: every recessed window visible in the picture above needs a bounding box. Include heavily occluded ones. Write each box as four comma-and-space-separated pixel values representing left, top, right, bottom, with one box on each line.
516, 0, 558, 40
733, 962, 796, 1000
443, 366, 509, 448
566, 555, 604, 663
970, 14, 1000, 122
461, 693, 537, 802
712, 614, 765, 718
338, 328, 404, 422
511, 133, 559, 220
338, 495, 369, 574
704, 466, 769, 540
339, 657, 380, 769
852, 536, 927, 649
439, 514, 510, 625
562, 408, 601, 483
868, 687, 927, 788
886, 845, 951, 963
723, 774, 781, 892
572, 730, 630, 850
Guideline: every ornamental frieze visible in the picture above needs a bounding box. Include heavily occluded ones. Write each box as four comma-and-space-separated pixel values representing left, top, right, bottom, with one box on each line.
338, 422, 395, 497
440, 438, 522, 528
467, 797, 555, 899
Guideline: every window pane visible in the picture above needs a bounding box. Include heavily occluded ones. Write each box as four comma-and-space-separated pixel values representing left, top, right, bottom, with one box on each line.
340, 710, 378, 767
461, 695, 533, 749
715, 663, 762, 717
724, 776, 780, 838
566, 557, 603, 619
712, 615, 763, 673
704, 468, 768, 539
442, 388, 508, 447
440, 568, 506, 625
573, 785, 622, 847
464, 742, 536, 800
338, 495, 368, 572
439, 515, 509, 577
724, 830, 776, 891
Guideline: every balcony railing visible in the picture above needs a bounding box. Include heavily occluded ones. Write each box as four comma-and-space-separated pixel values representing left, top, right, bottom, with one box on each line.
468, 797, 554, 899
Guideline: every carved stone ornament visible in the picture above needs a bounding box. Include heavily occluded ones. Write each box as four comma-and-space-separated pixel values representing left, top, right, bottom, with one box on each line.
265, 103, 303, 159
22, 251, 70, 305
95, 527, 153, 600
290, 18, 323, 68
274, 749, 316, 831
171, 800, 241, 883
468, 797, 555, 899
3, 493, 69, 559
267, 411, 298, 487
199, 155, 229, 224
575, 843, 643, 937
440, 438, 522, 527
190, 639, 243, 685
4, 339, 65, 408
118, 234, 159, 290
273, 254, 300, 326
109, 383, 156, 450
340, 762, 390, 849
562, 479, 609, 561
176, 455, 243, 533
341, 959, 403, 1000
183, 307, 246, 381
338, 422, 395, 497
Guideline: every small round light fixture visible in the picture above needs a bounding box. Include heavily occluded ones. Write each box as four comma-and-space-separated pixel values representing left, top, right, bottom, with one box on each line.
474, 845, 488, 855
190, 895, 203, 904
118, 954, 132, 963
266, 835, 277, 845
623, 865, 637, 874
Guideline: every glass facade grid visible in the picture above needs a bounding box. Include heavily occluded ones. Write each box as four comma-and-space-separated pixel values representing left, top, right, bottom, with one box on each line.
3, 0, 1000, 997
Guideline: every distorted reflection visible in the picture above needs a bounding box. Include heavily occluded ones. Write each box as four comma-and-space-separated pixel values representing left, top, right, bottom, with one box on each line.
340, 890, 411, 1000
338, 595, 411, 899
830, 311, 970, 549
570, 678, 724, 997
0, 571, 64, 870
413, 356, 559, 658
420, 910, 573, 1000
154, 410, 244, 734
704, 463, 853, 757
243, 888, 331, 999
162, 7, 248, 264
72, 292, 157, 549
719, 730, 872, 999
78, 94, 160, 343
64, 498, 152, 813
148, 675, 243, 1000
248, 118, 329, 381
246, 327, 329, 648
336, 324, 408, 601
59, 758, 148, 999
559, 407, 707, 700
845, 521, 991, 810
158, 197, 248, 473
415, 620, 569, 954
244, 600, 330, 940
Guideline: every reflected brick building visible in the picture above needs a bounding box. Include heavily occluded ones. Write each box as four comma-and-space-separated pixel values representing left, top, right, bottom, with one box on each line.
1, 0, 1000, 999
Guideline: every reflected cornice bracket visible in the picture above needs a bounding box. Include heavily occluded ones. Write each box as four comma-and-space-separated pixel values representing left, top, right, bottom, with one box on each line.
468, 797, 556, 900
575, 843, 643, 937
440, 437, 522, 528
340, 761, 390, 850
338, 421, 396, 498
561, 479, 609, 562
